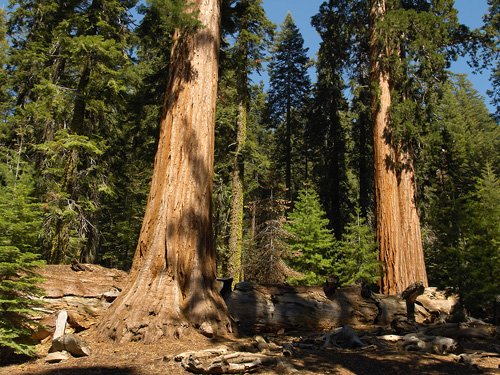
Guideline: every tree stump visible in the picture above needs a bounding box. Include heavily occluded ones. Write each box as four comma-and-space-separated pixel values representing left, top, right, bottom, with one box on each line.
402, 282, 425, 322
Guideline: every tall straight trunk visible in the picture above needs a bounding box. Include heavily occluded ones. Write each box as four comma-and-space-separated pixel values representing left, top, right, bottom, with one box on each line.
285, 96, 292, 203
369, 0, 428, 295
329, 97, 346, 240
98, 0, 231, 343
228, 102, 246, 283
358, 84, 373, 219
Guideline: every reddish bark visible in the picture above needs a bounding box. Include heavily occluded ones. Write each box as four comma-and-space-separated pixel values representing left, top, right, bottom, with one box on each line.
369, 0, 428, 295
98, 0, 231, 343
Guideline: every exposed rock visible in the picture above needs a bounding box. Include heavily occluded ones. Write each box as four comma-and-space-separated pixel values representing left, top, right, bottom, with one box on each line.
402, 333, 459, 355
199, 322, 214, 338
102, 290, 120, 302
50, 334, 91, 357
39, 264, 128, 299
323, 326, 364, 349
416, 287, 458, 317
53, 310, 68, 340
45, 351, 71, 363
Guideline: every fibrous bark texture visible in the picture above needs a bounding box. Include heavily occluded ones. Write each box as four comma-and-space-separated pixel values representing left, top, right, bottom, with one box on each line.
224, 283, 455, 334
97, 0, 231, 343
228, 102, 246, 284
369, 0, 428, 295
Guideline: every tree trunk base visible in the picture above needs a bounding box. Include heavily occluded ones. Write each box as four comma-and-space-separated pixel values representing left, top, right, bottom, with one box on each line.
98, 273, 232, 343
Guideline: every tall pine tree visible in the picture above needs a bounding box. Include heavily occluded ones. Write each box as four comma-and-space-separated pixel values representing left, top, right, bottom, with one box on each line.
284, 184, 336, 285
6, 0, 137, 264
267, 13, 310, 203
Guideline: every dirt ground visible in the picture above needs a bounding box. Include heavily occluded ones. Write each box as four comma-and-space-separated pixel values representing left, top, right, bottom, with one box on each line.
2, 265, 498, 375
2, 326, 499, 375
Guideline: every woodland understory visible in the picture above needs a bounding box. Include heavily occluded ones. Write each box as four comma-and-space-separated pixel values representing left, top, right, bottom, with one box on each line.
0, 0, 499, 365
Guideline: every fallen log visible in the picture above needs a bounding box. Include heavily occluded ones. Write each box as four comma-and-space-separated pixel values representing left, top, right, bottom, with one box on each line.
226, 283, 457, 334
226, 283, 378, 333
175, 346, 280, 374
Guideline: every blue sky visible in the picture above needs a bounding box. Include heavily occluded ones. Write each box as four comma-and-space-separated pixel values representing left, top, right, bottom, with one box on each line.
0, 0, 494, 112
261, 0, 493, 112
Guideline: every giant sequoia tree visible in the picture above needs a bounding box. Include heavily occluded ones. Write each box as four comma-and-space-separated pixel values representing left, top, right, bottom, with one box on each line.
369, 0, 460, 293
98, 0, 232, 343
370, 0, 427, 294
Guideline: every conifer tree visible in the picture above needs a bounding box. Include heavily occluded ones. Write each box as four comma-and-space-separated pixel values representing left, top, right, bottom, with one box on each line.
98, 0, 232, 342
98, 0, 195, 269
0, 8, 8, 118
461, 165, 500, 315
310, 1, 356, 239
6, 0, 137, 264
226, 0, 273, 283
369, 0, 462, 293
0, 149, 44, 357
420, 76, 499, 315
336, 208, 378, 285
267, 13, 310, 202
284, 184, 336, 285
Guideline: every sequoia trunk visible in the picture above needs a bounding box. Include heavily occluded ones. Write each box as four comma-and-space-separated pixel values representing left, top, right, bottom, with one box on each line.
369, 0, 428, 295
98, 0, 231, 343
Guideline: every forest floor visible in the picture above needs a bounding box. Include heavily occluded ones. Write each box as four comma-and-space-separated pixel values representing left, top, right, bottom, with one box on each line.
2, 324, 499, 375
1, 265, 499, 375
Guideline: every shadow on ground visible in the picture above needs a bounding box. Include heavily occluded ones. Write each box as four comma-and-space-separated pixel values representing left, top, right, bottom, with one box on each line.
34, 367, 137, 375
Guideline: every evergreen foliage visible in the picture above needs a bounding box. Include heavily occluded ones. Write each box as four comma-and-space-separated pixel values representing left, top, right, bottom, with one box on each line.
310, 0, 362, 239
267, 13, 311, 201
284, 184, 336, 285
484, 0, 499, 119
336, 208, 378, 285
0, 8, 8, 117
215, 0, 274, 279
421, 76, 499, 316
244, 197, 292, 284
0, 148, 44, 357
0, 0, 497, 322
460, 165, 500, 315
0, 247, 44, 357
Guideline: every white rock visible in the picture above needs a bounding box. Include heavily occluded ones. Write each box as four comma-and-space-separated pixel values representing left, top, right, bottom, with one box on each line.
199, 322, 214, 338
53, 310, 68, 340
50, 334, 91, 357
378, 334, 403, 342
45, 351, 71, 363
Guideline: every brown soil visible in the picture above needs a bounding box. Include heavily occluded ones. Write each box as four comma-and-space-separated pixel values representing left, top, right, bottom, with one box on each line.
2, 326, 499, 375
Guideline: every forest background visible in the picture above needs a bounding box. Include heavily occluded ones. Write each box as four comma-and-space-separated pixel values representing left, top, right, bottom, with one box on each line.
0, 0, 498, 356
